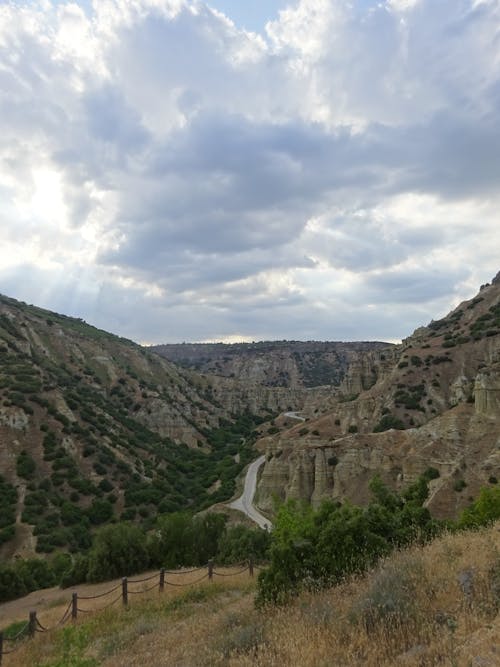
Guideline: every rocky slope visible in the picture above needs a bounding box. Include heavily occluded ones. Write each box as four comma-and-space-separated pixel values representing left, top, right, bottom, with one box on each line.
151, 340, 390, 389
256, 273, 500, 519
0, 295, 311, 559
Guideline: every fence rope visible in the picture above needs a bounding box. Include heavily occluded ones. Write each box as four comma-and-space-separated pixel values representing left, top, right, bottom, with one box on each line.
127, 572, 159, 584
213, 566, 249, 577
165, 573, 209, 587
78, 582, 122, 600
95, 593, 123, 611
3, 621, 29, 642
35, 618, 48, 633
76, 607, 92, 614
55, 600, 74, 627
164, 566, 205, 575
128, 582, 159, 595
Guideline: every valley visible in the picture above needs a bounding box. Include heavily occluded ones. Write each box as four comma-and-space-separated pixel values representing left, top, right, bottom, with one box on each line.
1, 271, 499, 570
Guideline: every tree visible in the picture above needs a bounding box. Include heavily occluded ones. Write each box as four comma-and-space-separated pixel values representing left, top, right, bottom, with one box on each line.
458, 486, 500, 529
87, 523, 149, 582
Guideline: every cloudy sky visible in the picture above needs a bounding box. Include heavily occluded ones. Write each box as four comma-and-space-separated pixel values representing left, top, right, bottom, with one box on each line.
1, 0, 499, 344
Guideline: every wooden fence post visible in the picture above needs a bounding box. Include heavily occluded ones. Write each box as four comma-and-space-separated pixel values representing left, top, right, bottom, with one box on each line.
159, 568, 165, 593
28, 611, 37, 638
249, 558, 254, 578
122, 577, 128, 606
208, 560, 213, 581
0, 630, 4, 665
72, 592, 78, 620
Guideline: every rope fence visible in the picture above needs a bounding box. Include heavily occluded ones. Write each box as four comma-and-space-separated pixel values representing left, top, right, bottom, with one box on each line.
0, 558, 265, 664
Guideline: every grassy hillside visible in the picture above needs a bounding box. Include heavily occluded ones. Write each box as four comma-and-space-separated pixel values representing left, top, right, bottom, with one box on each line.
0, 294, 269, 557
5, 523, 500, 666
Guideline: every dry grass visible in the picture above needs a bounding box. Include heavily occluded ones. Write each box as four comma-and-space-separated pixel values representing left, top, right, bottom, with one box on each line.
4, 527, 500, 666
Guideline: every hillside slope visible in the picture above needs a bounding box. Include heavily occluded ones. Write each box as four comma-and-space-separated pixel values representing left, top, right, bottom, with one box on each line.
0, 295, 281, 559
8, 523, 500, 667
257, 273, 500, 518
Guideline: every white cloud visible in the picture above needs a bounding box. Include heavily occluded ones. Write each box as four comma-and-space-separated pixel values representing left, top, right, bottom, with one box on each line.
0, 0, 499, 344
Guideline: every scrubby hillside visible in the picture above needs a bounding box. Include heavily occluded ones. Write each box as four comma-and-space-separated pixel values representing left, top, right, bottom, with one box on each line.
256, 273, 500, 518
0, 294, 277, 559
7, 523, 500, 666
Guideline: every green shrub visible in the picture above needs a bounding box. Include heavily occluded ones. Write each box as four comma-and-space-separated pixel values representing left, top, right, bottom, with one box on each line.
87, 523, 149, 583
0, 566, 26, 602
373, 415, 405, 432
458, 486, 500, 529
87, 498, 114, 525
16, 450, 36, 479
453, 479, 467, 492
256, 473, 440, 606
216, 525, 270, 565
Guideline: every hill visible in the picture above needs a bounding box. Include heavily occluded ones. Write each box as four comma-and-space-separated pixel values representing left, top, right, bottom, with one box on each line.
151, 340, 391, 388
256, 272, 500, 518
0, 294, 287, 560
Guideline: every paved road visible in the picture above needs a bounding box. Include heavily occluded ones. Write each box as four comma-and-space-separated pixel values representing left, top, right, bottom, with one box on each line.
229, 455, 272, 530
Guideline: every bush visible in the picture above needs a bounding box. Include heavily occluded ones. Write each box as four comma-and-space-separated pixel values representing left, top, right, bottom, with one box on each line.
60, 555, 90, 588
217, 525, 271, 565
0, 566, 26, 602
453, 479, 467, 492
458, 486, 500, 529
148, 512, 227, 569
351, 555, 422, 636
16, 450, 36, 479
87, 498, 114, 525
87, 523, 149, 583
373, 414, 405, 432
256, 473, 441, 606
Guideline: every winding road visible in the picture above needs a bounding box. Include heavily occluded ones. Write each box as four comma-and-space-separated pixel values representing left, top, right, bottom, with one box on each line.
229, 455, 272, 531
228, 411, 306, 529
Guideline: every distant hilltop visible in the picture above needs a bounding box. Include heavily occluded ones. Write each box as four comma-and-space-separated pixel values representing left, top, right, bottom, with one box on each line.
150, 340, 391, 389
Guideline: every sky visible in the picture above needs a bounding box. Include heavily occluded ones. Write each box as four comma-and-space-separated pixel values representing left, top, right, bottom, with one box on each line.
1, 0, 499, 345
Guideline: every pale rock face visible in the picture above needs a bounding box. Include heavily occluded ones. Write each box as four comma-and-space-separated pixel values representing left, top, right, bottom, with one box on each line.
310, 448, 334, 507
0, 408, 29, 430
451, 375, 474, 404
257, 402, 500, 520
475, 365, 500, 417
92, 355, 119, 382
